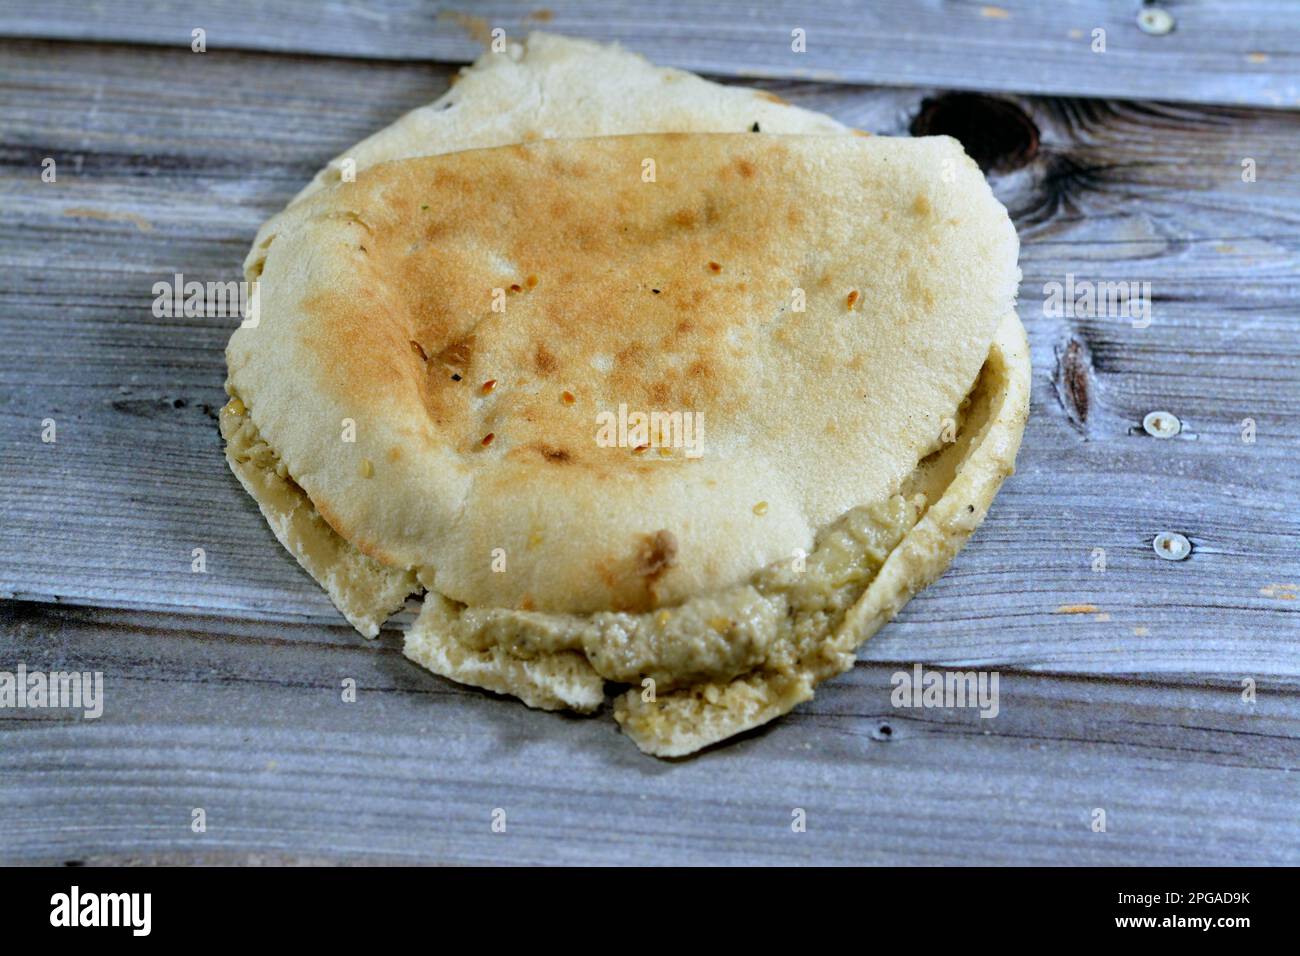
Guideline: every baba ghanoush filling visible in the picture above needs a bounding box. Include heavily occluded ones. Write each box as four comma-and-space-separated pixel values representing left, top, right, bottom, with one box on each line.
219, 332, 1009, 756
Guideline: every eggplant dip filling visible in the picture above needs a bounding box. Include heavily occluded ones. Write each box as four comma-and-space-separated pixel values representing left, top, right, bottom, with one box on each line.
220, 313, 1027, 757
223, 113, 1027, 757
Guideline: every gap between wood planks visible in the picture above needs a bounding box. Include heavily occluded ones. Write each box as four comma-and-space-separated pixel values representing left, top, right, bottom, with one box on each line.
7, 600, 1300, 703
1, 0, 1297, 108
3, 605, 1297, 865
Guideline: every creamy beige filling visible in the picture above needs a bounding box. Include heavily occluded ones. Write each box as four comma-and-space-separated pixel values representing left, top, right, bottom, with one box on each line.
220, 398, 953, 679
437, 494, 921, 689
220, 337, 1008, 756
219, 397, 418, 637
615, 330, 1017, 755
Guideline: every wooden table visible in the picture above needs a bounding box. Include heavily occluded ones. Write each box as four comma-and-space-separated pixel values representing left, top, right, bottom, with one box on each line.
2, 1, 1297, 865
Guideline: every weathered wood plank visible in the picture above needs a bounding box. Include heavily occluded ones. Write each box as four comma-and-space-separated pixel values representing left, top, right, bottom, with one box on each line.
3, 603, 1297, 865
2, 38, 1298, 866
2, 1, 1298, 109
2, 42, 1297, 680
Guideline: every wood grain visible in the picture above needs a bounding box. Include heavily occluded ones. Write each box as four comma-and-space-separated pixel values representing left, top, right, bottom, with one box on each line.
1, 1, 1297, 109
2, 41, 1296, 677
0, 34, 1298, 864
3, 603, 1297, 865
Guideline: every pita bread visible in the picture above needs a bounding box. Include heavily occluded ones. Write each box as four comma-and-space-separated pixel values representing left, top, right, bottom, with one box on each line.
291, 31, 846, 206
222, 33, 1029, 756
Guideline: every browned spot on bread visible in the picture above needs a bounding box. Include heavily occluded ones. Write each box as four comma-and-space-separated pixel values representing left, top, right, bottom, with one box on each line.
534, 344, 557, 374
639, 530, 678, 583
686, 359, 712, 380
438, 336, 475, 368
735, 158, 757, 179
617, 341, 649, 366
755, 90, 787, 105
911, 193, 932, 218
538, 444, 571, 464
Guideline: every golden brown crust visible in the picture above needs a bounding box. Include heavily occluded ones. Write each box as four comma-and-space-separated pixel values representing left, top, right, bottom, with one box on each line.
223, 33, 1029, 756
615, 312, 1031, 755
229, 133, 1019, 616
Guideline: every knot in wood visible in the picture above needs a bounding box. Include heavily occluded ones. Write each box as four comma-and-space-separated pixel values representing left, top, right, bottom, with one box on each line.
910, 93, 1040, 173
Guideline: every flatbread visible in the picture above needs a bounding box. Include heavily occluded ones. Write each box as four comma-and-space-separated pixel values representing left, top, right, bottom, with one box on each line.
230, 32, 851, 638
222, 33, 1029, 755
231, 132, 1016, 610
613, 311, 1029, 755
290, 31, 846, 206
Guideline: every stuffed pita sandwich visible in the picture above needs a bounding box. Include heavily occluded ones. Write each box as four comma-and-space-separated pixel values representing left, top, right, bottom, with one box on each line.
222, 34, 1028, 756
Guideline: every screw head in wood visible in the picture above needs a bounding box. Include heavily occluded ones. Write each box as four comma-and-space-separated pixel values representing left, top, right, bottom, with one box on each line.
1137, 8, 1175, 36
1143, 410, 1181, 438
1153, 531, 1191, 561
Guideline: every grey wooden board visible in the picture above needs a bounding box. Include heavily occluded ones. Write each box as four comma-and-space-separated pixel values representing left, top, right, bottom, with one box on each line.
2, 1, 1299, 109
2, 604, 1297, 865
0, 35, 1298, 864
2, 40, 1297, 672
